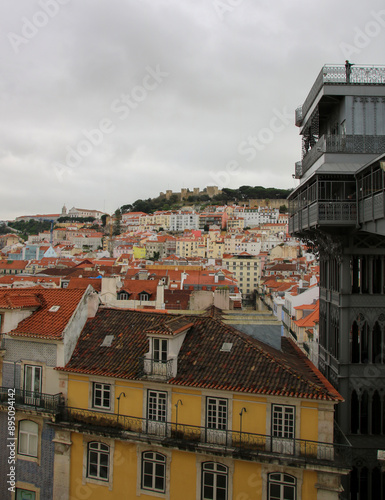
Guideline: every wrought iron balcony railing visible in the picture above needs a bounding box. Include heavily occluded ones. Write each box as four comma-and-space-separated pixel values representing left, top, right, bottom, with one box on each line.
57, 406, 351, 467
299, 64, 385, 124
0, 386, 63, 414
288, 201, 357, 234
301, 134, 385, 174
138, 356, 175, 379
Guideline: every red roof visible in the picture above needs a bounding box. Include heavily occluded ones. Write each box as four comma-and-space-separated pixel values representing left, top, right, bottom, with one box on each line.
4, 288, 88, 339
59, 308, 342, 401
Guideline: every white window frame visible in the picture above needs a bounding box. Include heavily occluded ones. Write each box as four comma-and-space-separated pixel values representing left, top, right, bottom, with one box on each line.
201, 462, 228, 500
92, 382, 111, 410
82, 436, 114, 490
153, 338, 168, 362
23, 364, 42, 405
87, 442, 110, 482
272, 405, 295, 439
141, 451, 166, 494
267, 472, 296, 500
140, 293, 149, 301
271, 405, 295, 455
146, 390, 168, 437
147, 390, 167, 422
18, 420, 38, 457
206, 397, 228, 430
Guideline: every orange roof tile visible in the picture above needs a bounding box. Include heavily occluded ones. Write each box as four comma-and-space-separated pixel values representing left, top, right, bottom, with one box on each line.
4, 288, 88, 339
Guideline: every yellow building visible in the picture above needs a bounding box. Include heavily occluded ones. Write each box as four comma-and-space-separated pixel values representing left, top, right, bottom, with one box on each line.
133, 245, 147, 259
52, 309, 349, 499
176, 237, 202, 258
223, 253, 261, 296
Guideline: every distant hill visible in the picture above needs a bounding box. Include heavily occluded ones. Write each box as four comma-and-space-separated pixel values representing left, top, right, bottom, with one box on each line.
120, 185, 292, 214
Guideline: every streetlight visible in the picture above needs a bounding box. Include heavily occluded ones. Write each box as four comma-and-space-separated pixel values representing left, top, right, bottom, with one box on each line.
117, 392, 126, 422
239, 407, 247, 447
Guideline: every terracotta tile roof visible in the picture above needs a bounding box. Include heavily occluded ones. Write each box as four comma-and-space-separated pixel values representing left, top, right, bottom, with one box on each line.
0, 276, 61, 286
4, 288, 88, 339
67, 278, 102, 291
120, 279, 159, 300
0, 261, 28, 270
164, 290, 191, 310
60, 308, 341, 401
0, 292, 42, 309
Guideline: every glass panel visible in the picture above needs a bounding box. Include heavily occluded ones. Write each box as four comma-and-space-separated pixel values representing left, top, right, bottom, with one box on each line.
19, 433, 28, 454
16, 490, 36, 500
155, 475, 164, 491
284, 485, 295, 500
203, 485, 214, 499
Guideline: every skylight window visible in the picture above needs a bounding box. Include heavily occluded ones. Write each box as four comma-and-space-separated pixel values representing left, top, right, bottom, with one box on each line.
101, 335, 114, 347
220, 343, 233, 352
49, 306, 60, 312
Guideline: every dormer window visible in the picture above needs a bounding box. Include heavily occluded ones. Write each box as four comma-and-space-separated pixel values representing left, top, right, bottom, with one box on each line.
153, 338, 167, 362
140, 293, 149, 302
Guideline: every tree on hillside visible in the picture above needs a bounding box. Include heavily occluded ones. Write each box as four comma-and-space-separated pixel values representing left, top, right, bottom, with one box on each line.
113, 209, 122, 236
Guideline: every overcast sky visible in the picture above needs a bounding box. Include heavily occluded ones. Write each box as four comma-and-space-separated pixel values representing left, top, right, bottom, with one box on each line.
1, 0, 385, 219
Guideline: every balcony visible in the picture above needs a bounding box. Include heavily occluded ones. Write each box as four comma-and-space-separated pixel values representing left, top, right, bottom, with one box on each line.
289, 201, 357, 234
0, 387, 63, 414
301, 134, 385, 176
56, 406, 351, 468
138, 356, 175, 380
299, 64, 385, 124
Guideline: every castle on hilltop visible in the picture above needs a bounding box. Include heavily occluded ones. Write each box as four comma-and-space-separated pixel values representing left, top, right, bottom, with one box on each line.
159, 186, 221, 201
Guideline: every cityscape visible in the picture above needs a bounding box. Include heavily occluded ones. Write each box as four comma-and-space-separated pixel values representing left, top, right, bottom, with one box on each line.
2, 1, 385, 500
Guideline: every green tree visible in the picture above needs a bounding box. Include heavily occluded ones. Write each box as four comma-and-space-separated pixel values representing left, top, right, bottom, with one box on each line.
113, 209, 122, 236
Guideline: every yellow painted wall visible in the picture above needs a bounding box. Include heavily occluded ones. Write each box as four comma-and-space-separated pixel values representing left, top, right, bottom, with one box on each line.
67, 375, 89, 408
300, 403, 319, 442
171, 389, 202, 427
114, 381, 143, 416
302, 470, 318, 500
113, 440, 138, 498
169, 450, 197, 498
233, 396, 267, 435
133, 245, 146, 259
233, 461, 262, 499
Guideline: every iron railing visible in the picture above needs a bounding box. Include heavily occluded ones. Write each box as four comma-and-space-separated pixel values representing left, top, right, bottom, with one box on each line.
0, 386, 63, 414
299, 64, 385, 123
301, 134, 385, 174
57, 406, 351, 467
138, 357, 175, 379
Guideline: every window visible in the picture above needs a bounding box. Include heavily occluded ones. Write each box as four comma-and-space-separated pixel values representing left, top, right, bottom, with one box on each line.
207, 398, 227, 430
202, 462, 228, 500
153, 338, 168, 362
272, 405, 295, 454
92, 383, 111, 410
16, 490, 36, 500
87, 442, 109, 481
18, 420, 38, 457
24, 365, 42, 404
268, 473, 296, 500
141, 451, 166, 493
272, 405, 295, 439
147, 391, 167, 422
140, 293, 149, 301
118, 292, 129, 300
